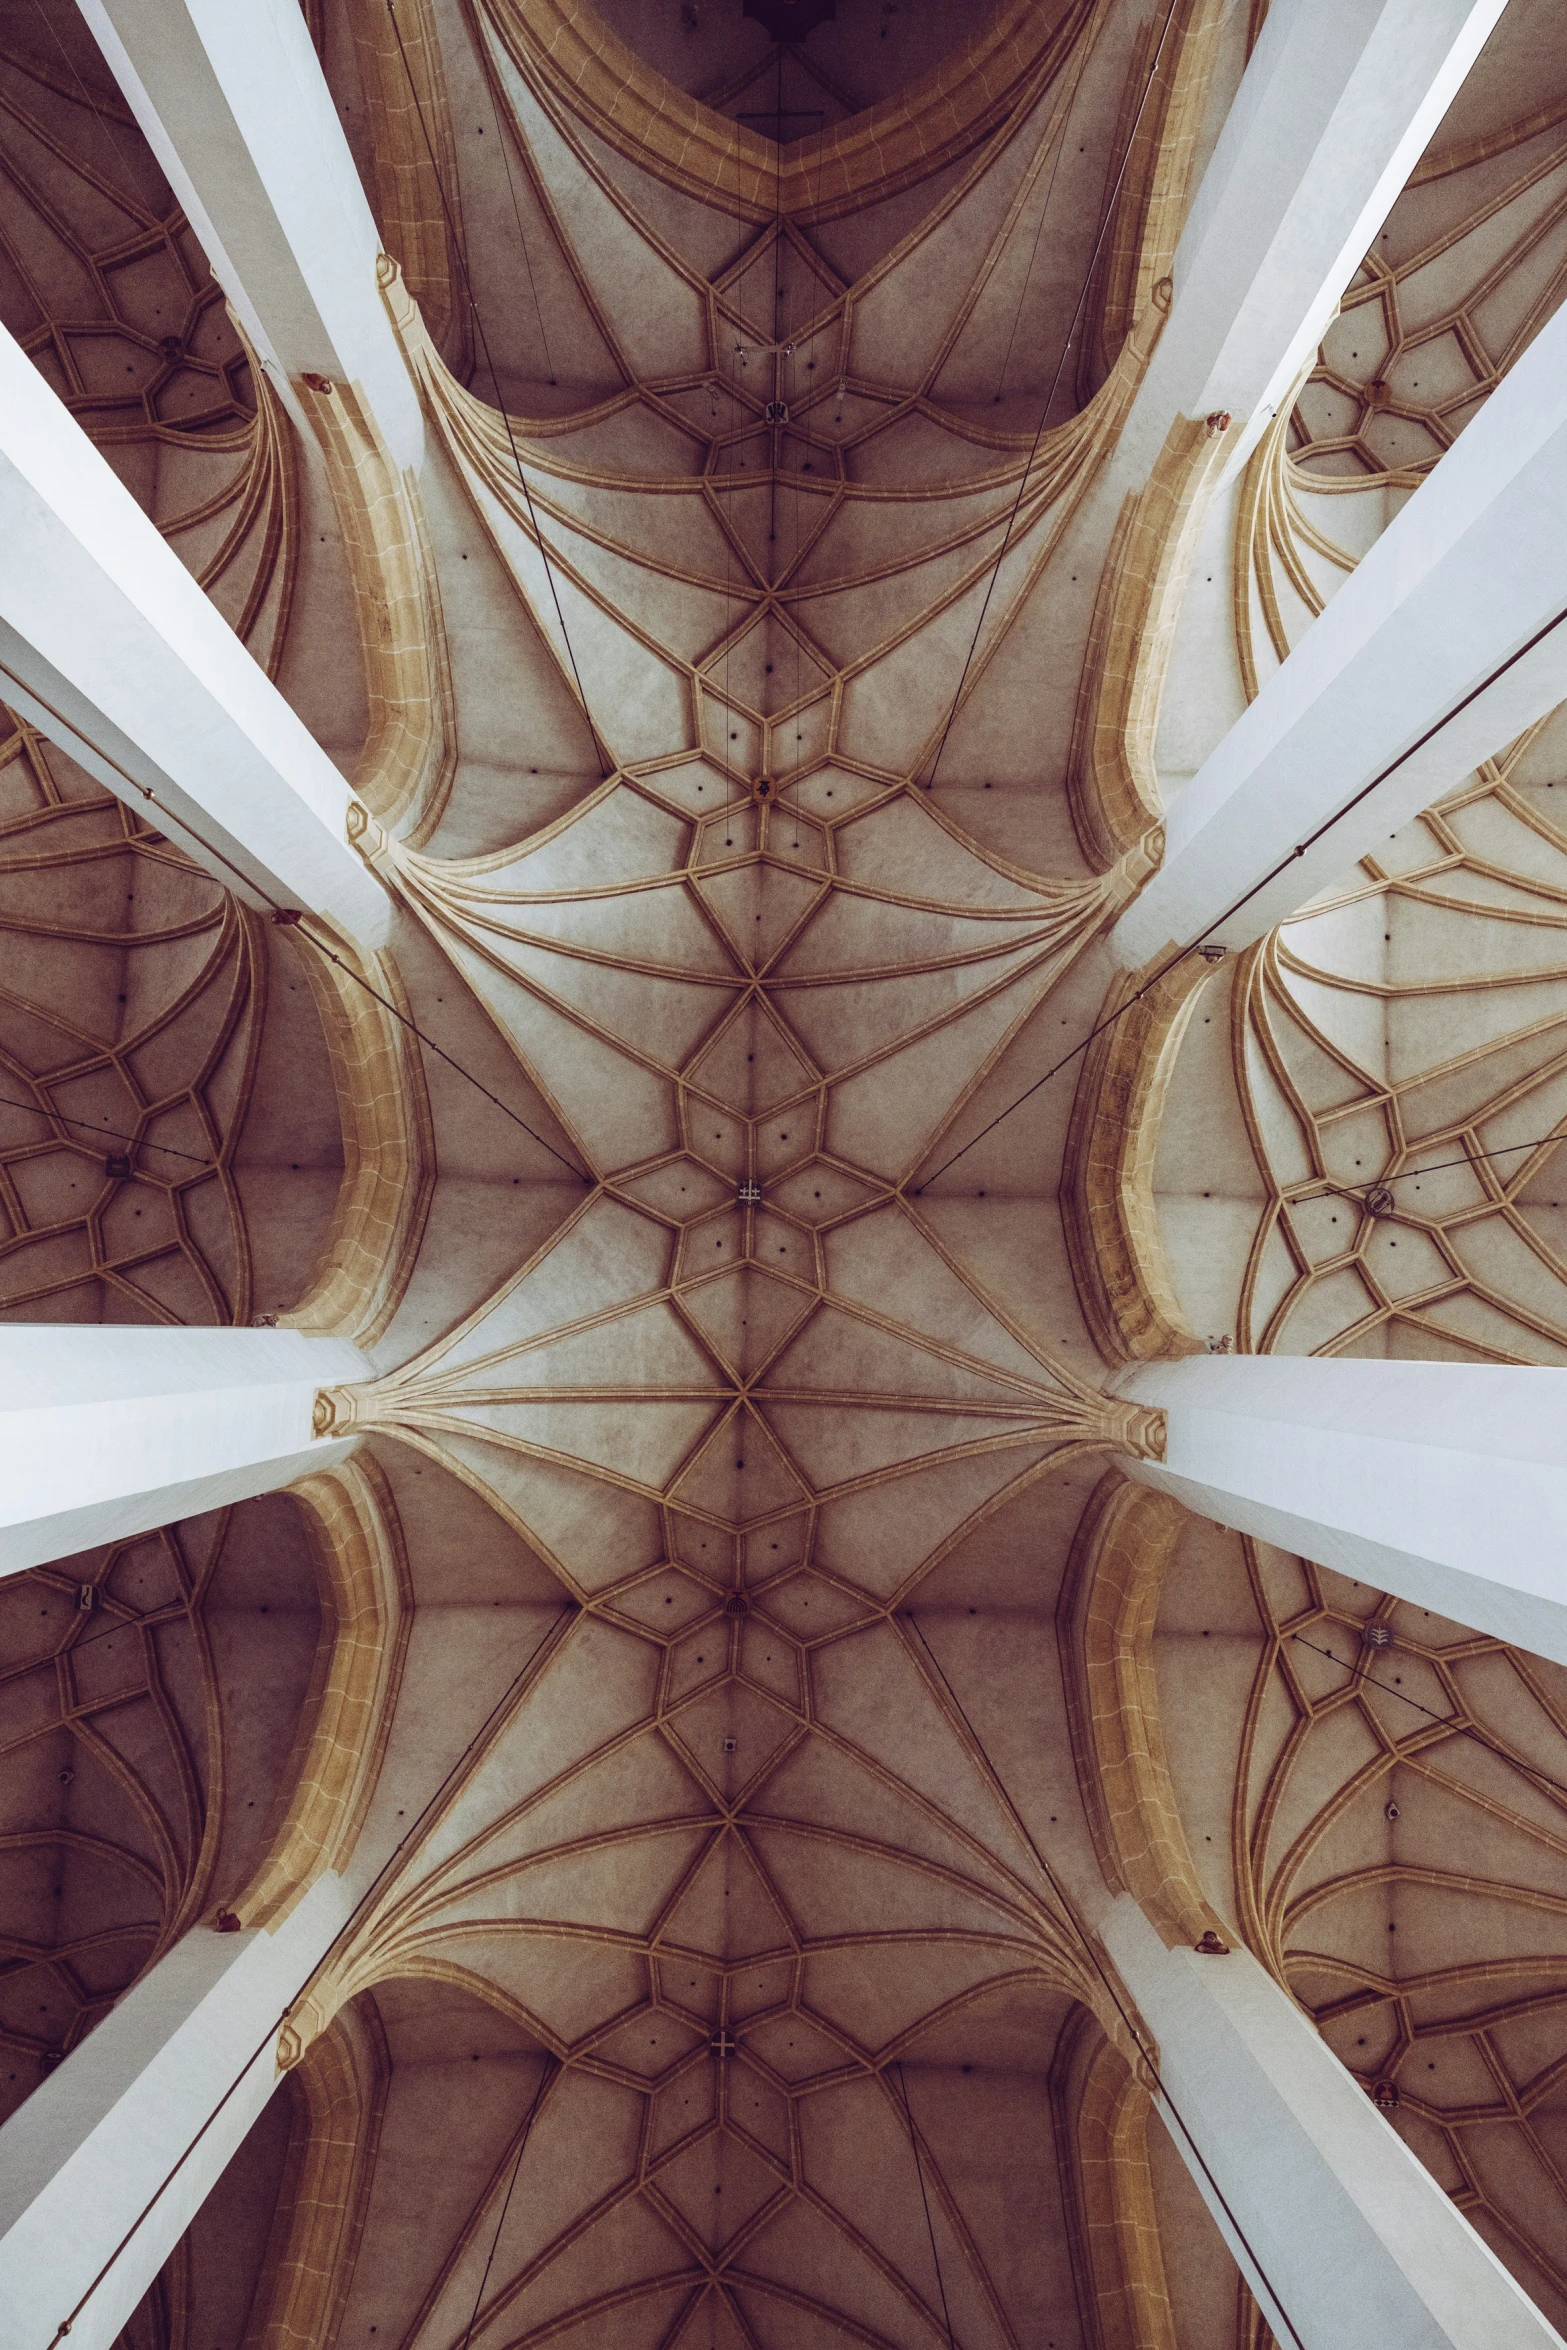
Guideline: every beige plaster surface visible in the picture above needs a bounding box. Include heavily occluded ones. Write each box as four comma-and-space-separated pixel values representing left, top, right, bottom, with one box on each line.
6, 0, 1567, 2343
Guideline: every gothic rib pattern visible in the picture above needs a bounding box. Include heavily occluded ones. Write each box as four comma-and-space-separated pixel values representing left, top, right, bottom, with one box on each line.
0, 5, 297, 670
287, 1551, 1132, 2350
1292, 79, 1567, 482
0, 1494, 322, 2131
1182, 1524, 1567, 2326
206, 4, 1224, 2339
1224, 751, 1567, 1364
390, 23, 1155, 797
28, 0, 1567, 2341
480, 0, 1099, 227
1236, 22, 1567, 691
0, 717, 269, 1328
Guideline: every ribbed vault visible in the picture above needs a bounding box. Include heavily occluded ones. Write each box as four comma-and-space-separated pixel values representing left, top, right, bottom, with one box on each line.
6, 0, 1567, 2346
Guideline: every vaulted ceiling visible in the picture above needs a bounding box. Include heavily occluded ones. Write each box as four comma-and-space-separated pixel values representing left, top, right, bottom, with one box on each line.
5, 2, 1567, 2347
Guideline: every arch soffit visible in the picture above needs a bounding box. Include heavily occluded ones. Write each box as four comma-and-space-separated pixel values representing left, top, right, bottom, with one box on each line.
478, 0, 1099, 224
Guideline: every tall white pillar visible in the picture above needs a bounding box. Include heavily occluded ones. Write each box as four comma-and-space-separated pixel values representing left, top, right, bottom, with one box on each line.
0, 322, 391, 946
0, 1326, 367, 1576
0, 1874, 349, 2350
1120, 0, 1507, 485
1115, 1355, 1567, 1663
1112, 297, 1567, 968
78, 0, 423, 469
1103, 1896, 1566, 2350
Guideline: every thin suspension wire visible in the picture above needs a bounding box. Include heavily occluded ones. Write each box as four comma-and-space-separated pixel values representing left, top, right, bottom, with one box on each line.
919, 0, 1184, 797
902, 1610, 1308, 2349
45, 1603, 574, 2349
22, 16, 1545, 2334
459, 2055, 557, 2349
1303, 1128, 1567, 1206
290, 919, 592, 1184
917, 593, 1567, 1192
28, 0, 177, 230
24, 6, 595, 1177
480, 54, 558, 390
385, 0, 610, 776
0, 662, 593, 1184
7, 1091, 1562, 1195
0, 1088, 210, 1165
894, 2059, 957, 2348
14, 11, 586, 1188
991, 10, 1096, 413
1291, 1629, 1567, 1810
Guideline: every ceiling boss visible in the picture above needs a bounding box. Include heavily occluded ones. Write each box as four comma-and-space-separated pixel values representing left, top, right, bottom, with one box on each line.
3, 4, 1567, 2348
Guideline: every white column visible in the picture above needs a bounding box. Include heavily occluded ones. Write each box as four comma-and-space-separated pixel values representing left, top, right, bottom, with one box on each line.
0, 1326, 367, 1576
1112, 296, 1567, 968
1116, 1355, 1567, 1663
0, 1874, 349, 2350
1103, 1895, 1566, 2350
1120, 0, 1507, 485
78, 0, 422, 469
0, 322, 391, 947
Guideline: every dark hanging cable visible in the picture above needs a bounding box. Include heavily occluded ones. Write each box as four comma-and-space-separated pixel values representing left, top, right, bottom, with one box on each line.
385, 0, 612, 777
8, 1090, 1561, 1196
894, 2058, 957, 2349
480, 50, 558, 390
0, 1089, 209, 1166
919, 0, 1185, 797
13, 7, 590, 1186
459, 2054, 557, 2350
0, 662, 594, 1186
45, 1604, 574, 2350
1290, 1630, 1567, 1810
916, 593, 1567, 1192
901, 1611, 1308, 2350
